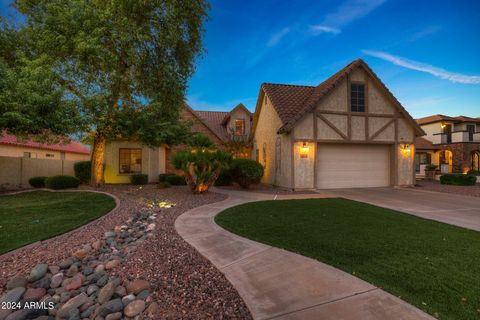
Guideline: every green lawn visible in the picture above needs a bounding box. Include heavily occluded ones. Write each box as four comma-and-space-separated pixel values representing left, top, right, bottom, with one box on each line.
0, 191, 116, 254
215, 198, 480, 320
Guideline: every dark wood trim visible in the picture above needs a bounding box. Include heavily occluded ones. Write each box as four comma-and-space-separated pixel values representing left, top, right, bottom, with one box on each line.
290, 129, 295, 190
369, 118, 395, 141
305, 139, 395, 145
313, 112, 318, 189
316, 113, 348, 140
318, 110, 396, 118
347, 74, 352, 140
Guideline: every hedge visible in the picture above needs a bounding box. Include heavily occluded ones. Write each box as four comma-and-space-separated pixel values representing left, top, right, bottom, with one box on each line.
214, 170, 233, 186
45, 176, 81, 190
159, 173, 176, 182
29, 176, 47, 188
230, 159, 264, 188
440, 174, 477, 186
165, 174, 186, 185
74, 161, 91, 183
131, 174, 148, 185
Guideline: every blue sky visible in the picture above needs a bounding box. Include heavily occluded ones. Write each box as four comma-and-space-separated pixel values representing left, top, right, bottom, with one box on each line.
2, 0, 479, 118
187, 0, 480, 118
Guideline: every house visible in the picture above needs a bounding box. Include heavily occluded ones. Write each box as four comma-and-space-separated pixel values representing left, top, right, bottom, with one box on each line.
0, 132, 90, 161
415, 115, 480, 174
103, 103, 253, 183
251, 59, 424, 190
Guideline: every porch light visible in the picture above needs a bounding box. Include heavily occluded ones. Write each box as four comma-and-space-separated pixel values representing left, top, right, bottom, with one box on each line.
401, 144, 411, 154
441, 123, 446, 129
300, 142, 309, 158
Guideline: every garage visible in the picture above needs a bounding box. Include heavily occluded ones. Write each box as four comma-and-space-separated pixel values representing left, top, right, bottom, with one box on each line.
316, 144, 391, 189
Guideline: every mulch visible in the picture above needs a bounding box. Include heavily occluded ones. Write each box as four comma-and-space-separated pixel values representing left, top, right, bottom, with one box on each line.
0, 185, 252, 319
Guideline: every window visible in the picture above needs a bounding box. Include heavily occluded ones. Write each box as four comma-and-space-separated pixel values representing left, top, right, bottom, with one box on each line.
119, 148, 142, 174
350, 83, 365, 112
46, 153, 54, 158
414, 152, 431, 172
61, 152, 66, 160
234, 119, 245, 135
24, 152, 31, 158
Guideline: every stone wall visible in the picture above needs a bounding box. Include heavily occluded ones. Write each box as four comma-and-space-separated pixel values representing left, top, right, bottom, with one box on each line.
441, 143, 480, 173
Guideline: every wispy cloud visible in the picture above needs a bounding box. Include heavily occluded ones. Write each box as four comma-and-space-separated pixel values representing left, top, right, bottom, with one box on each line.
309, 25, 341, 35
312, 0, 385, 35
363, 50, 480, 84
404, 96, 450, 108
409, 25, 441, 42
267, 27, 290, 47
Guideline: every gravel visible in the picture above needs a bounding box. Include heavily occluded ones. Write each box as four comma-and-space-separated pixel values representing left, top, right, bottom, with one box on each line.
416, 180, 480, 197
0, 185, 251, 319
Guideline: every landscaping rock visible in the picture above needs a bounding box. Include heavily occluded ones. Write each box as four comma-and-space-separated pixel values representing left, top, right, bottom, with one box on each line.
28, 264, 48, 282
105, 260, 120, 270
64, 275, 83, 291
123, 300, 145, 317
50, 273, 64, 289
59, 258, 75, 269
96, 298, 123, 317
48, 265, 60, 275
66, 264, 79, 277
121, 294, 135, 306
97, 282, 115, 304
23, 288, 46, 301
136, 290, 149, 300
57, 293, 88, 318
105, 312, 122, 320
145, 301, 158, 317
0, 287, 26, 304
86, 285, 99, 296
114, 286, 126, 297
6, 277, 27, 290
31, 274, 51, 289
73, 249, 88, 260
126, 280, 149, 294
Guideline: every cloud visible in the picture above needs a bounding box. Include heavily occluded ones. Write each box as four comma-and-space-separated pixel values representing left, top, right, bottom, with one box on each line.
409, 25, 441, 41
309, 25, 341, 35
267, 27, 290, 47
404, 96, 450, 108
363, 50, 480, 84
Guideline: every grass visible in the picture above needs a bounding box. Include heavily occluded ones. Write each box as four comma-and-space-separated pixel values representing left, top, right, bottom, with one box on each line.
215, 198, 480, 320
0, 191, 116, 254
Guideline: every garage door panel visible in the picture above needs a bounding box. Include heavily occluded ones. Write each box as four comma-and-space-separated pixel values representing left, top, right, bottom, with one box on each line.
316, 144, 390, 189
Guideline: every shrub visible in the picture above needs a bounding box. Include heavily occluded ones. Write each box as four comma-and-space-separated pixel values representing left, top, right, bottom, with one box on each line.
440, 174, 477, 186
425, 164, 437, 171
158, 181, 171, 189
73, 161, 91, 183
45, 176, 80, 189
165, 174, 186, 185
230, 159, 264, 188
214, 170, 233, 186
131, 174, 148, 185
467, 170, 480, 176
159, 173, 176, 182
29, 176, 47, 188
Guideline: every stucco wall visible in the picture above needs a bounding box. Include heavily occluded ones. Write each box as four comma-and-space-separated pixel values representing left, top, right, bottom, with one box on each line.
0, 144, 89, 161
293, 141, 314, 189
253, 93, 291, 188
420, 123, 442, 143
397, 144, 415, 185
317, 80, 348, 112
293, 113, 314, 139
226, 107, 252, 138
104, 140, 166, 184
0, 156, 78, 190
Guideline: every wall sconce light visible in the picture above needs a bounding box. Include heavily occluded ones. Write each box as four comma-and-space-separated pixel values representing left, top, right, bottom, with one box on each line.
401, 144, 411, 154
300, 142, 309, 158
440, 123, 446, 129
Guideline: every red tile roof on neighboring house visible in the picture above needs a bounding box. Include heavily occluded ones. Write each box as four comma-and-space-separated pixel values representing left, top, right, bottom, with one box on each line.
415, 137, 440, 150
0, 132, 90, 154
255, 59, 424, 136
416, 114, 480, 125
194, 110, 230, 140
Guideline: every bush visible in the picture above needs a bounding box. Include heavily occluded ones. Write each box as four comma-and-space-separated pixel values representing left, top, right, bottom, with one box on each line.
45, 176, 80, 189
29, 176, 47, 188
158, 173, 176, 182
165, 174, 186, 185
425, 164, 437, 171
230, 159, 264, 188
440, 174, 477, 186
158, 181, 171, 189
467, 170, 480, 176
214, 170, 233, 186
131, 174, 148, 185
74, 161, 91, 183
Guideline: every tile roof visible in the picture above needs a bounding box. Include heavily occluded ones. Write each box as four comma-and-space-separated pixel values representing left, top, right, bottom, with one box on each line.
416, 114, 480, 125
259, 59, 423, 136
0, 132, 90, 154
415, 137, 440, 150
194, 110, 230, 140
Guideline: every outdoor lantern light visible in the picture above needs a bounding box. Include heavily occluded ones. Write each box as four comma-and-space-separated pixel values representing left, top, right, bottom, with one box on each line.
441, 123, 446, 129
300, 142, 309, 158
401, 144, 411, 154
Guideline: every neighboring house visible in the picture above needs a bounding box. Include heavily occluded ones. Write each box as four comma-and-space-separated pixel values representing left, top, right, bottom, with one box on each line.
251, 59, 424, 190
415, 115, 480, 174
103, 103, 252, 183
0, 132, 90, 161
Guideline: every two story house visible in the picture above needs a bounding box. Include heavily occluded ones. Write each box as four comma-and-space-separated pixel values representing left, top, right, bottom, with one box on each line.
415, 115, 480, 175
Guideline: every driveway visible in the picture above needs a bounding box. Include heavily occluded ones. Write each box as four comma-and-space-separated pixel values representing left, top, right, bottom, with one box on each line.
329, 187, 480, 232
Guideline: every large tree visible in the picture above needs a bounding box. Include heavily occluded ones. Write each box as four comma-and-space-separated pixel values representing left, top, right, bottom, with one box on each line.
0, 0, 209, 185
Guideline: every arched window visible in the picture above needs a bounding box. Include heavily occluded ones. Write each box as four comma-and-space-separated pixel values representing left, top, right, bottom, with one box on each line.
275, 137, 281, 176
262, 142, 267, 168
471, 151, 480, 171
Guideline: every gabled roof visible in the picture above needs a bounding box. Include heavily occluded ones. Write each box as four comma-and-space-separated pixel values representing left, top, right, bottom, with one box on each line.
194, 110, 230, 140
182, 103, 228, 142
416, 114, 480, 125
221, 103, 253, 125
415, 137, 440, 150
454, 116, 480, 123
255, 59, 424, 136
0, 131, 90, 154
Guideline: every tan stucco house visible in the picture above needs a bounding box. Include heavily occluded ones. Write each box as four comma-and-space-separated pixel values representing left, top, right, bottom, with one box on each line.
251, 59, 424, 189
103, 103, 252, 183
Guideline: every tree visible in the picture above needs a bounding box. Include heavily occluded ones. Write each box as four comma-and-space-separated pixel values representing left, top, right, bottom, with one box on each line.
172, 134, 232, 193
0, 0, 209, 185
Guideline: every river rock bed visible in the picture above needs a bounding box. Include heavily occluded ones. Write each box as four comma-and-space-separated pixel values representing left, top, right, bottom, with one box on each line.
0, 208, 158, 320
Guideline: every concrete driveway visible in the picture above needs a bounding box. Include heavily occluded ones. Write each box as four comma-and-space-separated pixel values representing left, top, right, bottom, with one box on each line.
329, 187, 480, 232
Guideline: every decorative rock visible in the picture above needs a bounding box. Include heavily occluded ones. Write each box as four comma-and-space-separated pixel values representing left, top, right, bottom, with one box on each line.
97, 282, 115, 304
126, 280, 150, 294
114, 286, 126, 297
145, 302, 158, 317
65, 275, 84, 291
105, 260, 120, 270
60, 291, 71, 303
50, 273, 64, 289
121, 294, 135, 306
105, 312, 122, 320
73, 249, 88, 260
104, 231, 116, 238
28, 264, 48, 282
92, 240, 103, 250
82, 267, 93, 276
57, 293, 88, 318
123, 300, 145, 317
94, 265, 105, 273
66, 264, 79, 277
96, 275, 109, 287
31, 274, 51, 289
86, 285, 99, 296
96, 299, 123, 317
23, 288, 46, 301
6, 277, 28, 290
59, 257, 75, 269
80, 305, 96, 318
48, 265, 60, 275
0, 287, 26, 304
136, 290, 149, 300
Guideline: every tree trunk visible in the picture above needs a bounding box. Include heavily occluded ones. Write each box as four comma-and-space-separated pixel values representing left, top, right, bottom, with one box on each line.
91, 133, 106, 187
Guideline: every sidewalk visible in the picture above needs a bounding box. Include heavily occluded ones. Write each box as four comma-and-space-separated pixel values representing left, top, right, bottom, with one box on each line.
175, 188, 433, 320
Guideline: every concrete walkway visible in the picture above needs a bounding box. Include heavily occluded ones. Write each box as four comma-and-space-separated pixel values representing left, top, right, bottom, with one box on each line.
175, 188, 433, 320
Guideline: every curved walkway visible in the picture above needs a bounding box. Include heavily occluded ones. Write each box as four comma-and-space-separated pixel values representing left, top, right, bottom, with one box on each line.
175, 188, 434, 320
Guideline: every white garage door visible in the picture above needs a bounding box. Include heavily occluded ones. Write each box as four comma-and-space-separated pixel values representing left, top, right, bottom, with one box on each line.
316, 144, 390, 189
